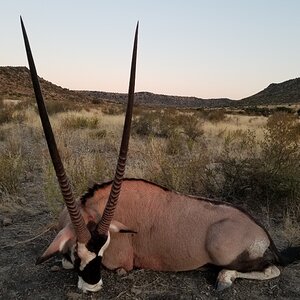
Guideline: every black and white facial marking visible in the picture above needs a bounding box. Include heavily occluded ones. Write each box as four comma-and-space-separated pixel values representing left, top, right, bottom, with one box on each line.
73, 231, 111, 292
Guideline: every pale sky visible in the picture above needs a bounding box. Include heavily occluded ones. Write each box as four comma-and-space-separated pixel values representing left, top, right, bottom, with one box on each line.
1, 1, 300, 100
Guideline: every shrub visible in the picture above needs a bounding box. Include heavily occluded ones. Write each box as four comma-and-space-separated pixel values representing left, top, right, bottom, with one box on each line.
101, 104, 125, 115
0, 106, 13, 124
0, 136, 24, 196
181, 114, 203, 141
275, 106, 293, 114
149, 152, 210, 195
147, 136, 210, 196
62, 115, 99, 129
207, 113, 300, 216
206, 109, 227, 123
32, 100, 82, 115
11, 111, 27, 123
207, 130, 260, 203
0, 100, 35, 124
260, 112, 300, 209
132, 111, 158, 137
0, 153, 23, 195
132, 110, 203, 140
165, 133, 186, 156
244, 106, 271, 116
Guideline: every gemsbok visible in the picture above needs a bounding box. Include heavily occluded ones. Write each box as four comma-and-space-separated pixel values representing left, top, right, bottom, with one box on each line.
21, 17, 299, 293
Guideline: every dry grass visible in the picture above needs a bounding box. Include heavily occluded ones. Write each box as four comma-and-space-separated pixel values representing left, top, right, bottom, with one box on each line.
0, 103, 299, 231
282, 209, 300, 245
203, 114, 267, 141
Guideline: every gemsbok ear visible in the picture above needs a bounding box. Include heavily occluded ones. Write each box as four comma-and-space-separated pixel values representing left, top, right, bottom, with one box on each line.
36, 225, 75, 264
109, 220, 137, 234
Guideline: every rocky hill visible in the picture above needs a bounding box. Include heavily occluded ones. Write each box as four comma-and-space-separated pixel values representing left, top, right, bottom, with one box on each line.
78, 90, 234, 108
1, 66, 300, 108
239, 78, 300, 106
0, 66, 86, 103
0, 66, 233, 108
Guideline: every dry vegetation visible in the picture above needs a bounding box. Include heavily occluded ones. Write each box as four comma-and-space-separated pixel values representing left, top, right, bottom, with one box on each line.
0, 99, 299, 242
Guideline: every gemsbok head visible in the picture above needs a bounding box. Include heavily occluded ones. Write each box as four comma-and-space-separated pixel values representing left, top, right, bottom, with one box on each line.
20, 16, 138, 292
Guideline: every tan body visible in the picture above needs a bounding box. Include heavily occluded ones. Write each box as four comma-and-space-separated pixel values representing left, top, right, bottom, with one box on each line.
57, 179, 280, 289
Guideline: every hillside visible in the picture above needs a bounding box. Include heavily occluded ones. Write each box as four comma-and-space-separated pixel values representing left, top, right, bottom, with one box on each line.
0, 66, 88, 103
0, 66, 233, 108
1, 66, 300, 108
239, 78, 300, 106
78, 90, 234, 108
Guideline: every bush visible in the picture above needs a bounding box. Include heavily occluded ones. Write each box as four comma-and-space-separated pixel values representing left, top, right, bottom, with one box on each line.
206, 130, 260, 203
206, 109, 227, 122
0, 100, 34, 124
101, 104, 125, 115
0, 137, 24, 196
0, 153, 23, 195
0, 105, 14, 124
207, 113, 300, 215
260, 113, 300, 208
146, 135, 210, 196
132, 111, 159, 137
61, 115, 99, 129
133, 110, 203, 140
181, 114, 203, 140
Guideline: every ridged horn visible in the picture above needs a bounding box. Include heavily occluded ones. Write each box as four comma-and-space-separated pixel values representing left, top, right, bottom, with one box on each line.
20, 16, 91, 244
97, 22, 139, 235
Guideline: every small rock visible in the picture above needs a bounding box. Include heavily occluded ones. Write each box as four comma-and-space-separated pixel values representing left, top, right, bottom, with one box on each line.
116, 268, 127, 276
19, 198, 27, 205
50, 265, 61, 272
131, 287, 142, 295
66, 292, 82, 300
3, 217, 13, 226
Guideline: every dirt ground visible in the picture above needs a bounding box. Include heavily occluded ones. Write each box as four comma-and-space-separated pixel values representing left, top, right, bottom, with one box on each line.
0, 206, 299, 300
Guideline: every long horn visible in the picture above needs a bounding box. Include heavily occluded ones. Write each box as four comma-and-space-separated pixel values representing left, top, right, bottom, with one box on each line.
20, 16, 91, 244
97, 22, 139, 234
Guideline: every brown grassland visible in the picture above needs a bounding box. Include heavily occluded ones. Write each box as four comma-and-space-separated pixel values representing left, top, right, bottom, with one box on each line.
0, 99, 299, 299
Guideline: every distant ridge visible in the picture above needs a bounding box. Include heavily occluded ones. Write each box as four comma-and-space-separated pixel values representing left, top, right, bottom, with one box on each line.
78, 90, 234, 108
1, 66, 300, 108
239, 78, 300, 106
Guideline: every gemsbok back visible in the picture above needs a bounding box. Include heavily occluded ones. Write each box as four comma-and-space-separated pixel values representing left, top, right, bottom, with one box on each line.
21, 17, 300, 293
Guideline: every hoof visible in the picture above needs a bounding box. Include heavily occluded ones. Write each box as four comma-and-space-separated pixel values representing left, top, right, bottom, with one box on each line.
216, 281, 232, 291
216, 269, 236, 291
